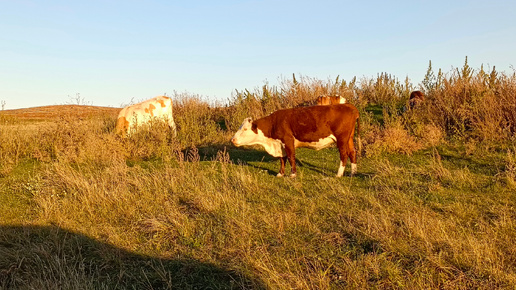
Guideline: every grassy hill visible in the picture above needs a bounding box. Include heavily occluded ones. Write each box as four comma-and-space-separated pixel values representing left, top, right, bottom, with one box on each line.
1, 65, 516, 288
1, 105, 120, 120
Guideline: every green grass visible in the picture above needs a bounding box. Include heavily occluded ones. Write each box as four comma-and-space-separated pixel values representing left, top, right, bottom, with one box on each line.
0, 159, 40, 224
2, 137, 515, 289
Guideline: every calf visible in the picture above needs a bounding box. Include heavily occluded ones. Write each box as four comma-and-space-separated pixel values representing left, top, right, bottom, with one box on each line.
316, 95, 347, 106
231, 104, 360, 177
115, 96, 177, 136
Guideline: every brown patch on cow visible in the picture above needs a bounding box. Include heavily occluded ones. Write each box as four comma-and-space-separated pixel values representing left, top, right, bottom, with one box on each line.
251, 123, 259, 134
145, 104, 156, 116
115, 116, 130, 135
157, 99, 166, 108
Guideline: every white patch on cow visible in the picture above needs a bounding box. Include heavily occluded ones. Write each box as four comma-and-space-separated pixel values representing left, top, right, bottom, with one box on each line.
231, 118, 286, 157
294, 135, 336, 150
260, 134, 285, 157
336, 161, 345, 178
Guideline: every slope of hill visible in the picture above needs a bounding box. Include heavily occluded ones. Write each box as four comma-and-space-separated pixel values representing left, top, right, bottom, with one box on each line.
0, 105, 121, 120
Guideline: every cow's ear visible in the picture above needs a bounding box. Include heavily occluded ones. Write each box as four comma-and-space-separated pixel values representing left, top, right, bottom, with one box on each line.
251, 122, 258, 133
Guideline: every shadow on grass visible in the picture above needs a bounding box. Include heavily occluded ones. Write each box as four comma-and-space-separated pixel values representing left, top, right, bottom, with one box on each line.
0, 225, 266, 289
196, 144, 366, 178
195, 145, 280, 176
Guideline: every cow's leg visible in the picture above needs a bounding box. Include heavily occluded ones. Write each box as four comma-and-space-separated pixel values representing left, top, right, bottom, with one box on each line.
336, 160, 346, 177
277, 156, 288, 177
348, 135, 357, 176
336, 138, 349, 178
284, 140, 297, 178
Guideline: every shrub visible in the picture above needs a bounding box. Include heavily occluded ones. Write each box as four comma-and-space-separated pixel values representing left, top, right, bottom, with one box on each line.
419, 58, 516, 144
172, 92, 228, 147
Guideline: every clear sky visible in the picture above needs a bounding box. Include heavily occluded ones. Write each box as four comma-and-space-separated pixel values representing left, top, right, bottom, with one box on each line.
1, 0, 515, 109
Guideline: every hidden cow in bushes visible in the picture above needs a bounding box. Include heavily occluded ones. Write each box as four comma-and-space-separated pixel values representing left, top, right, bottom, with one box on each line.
231, 104, 360, 177
408, 90, 425, 110
317, 95, 346, 105
115, 96, 177, 136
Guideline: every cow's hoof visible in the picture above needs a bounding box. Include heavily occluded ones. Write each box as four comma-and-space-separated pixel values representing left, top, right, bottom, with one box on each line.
276, 173, 284, 178
289, 173, 297, 178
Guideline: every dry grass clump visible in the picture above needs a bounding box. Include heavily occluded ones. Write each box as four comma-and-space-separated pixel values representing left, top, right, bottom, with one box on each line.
362, 108, 427, 157
120, 120, 179, 162
414, 123, 444, 148
363, 122, 421, 156
172, 92, 229, 147
0, 125, 28, 174
499, 148, 516, 189
419, 59, 516, 144
356, 73, 412, 110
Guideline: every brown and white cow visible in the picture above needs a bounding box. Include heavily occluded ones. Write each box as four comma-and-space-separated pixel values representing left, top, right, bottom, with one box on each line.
316, 95, 346, 106
408, 90, 425, 109
115, 95, 177, 136
231, 104, 360, 177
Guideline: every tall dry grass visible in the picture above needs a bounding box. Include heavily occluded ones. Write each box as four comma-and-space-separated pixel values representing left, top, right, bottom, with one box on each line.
1, 59, 515, 169
222, 58, 516, 155
223, 75, 357, 132
416, 58, 516, 145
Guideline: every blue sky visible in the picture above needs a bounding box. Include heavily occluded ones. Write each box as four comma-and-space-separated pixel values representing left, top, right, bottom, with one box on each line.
1, 0, 515, 109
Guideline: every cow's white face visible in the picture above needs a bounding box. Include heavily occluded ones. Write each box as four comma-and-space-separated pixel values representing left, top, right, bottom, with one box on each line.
231, 118, 259, 146
231, 117, 285, 157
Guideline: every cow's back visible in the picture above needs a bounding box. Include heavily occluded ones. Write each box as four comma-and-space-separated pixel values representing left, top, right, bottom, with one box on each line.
317, 95, 346, 106
116, 96, 175, 135
262, 104, 358, 142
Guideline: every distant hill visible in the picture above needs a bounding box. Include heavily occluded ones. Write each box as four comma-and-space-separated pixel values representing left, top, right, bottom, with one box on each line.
0, 105, 121, 120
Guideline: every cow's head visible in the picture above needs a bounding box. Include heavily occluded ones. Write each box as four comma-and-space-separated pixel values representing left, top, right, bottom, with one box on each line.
316, 95, 346, 105
231, 117, 260, 146
316, 96, 330, 105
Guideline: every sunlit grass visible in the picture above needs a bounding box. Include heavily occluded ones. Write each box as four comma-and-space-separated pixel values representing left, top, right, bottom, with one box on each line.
2, 65, 516, 288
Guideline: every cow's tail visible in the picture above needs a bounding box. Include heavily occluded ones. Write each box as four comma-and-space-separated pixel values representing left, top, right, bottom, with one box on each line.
356, 116, 362, 156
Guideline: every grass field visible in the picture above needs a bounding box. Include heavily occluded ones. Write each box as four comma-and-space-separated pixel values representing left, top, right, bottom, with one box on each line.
1, 63, 516, 289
